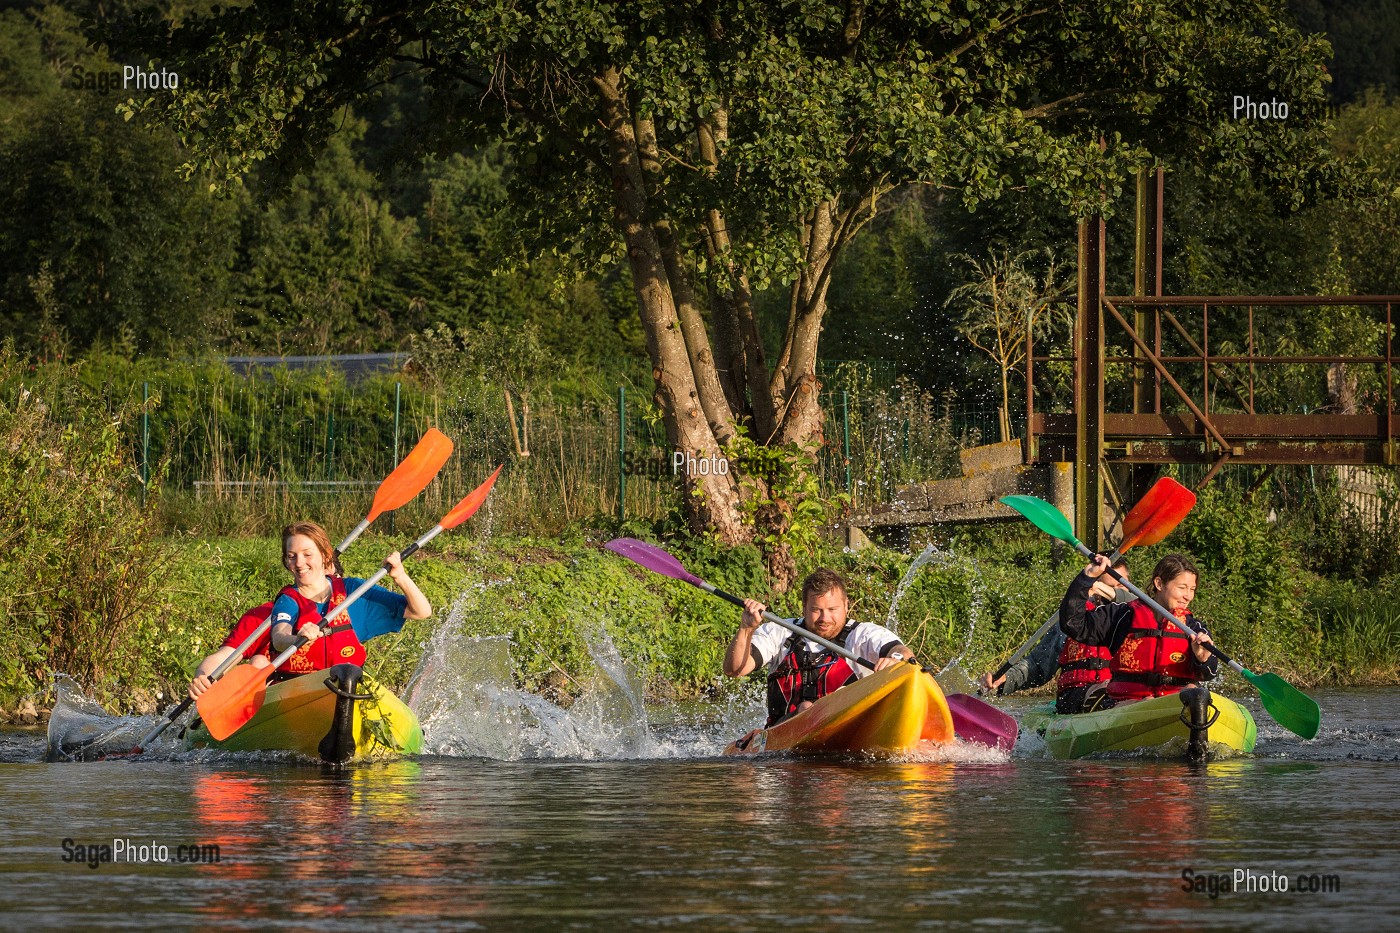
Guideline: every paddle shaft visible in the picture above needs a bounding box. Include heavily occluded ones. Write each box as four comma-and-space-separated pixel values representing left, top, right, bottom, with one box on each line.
1072, 543, 1247, 675
991, 545, 1129, 681
991, 613, 1058, 681
335, 518, 373, 557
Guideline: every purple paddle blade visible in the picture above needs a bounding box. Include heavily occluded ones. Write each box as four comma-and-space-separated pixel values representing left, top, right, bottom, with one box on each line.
947, 693, 1018, 751
605, 538, 706, 588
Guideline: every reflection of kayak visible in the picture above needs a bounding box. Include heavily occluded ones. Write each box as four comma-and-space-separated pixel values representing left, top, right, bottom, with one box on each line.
1024, 689, 1256, 759
184, 666, 423, 764
724, 663, 954, 756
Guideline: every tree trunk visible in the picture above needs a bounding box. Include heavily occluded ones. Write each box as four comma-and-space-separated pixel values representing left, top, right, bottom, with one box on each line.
594, 67, 747, 542
635, 112, 737, 446
698, 113, 777, 440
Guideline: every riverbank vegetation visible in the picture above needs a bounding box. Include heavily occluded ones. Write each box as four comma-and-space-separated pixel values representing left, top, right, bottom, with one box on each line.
3, 4, 1400, 713
3, 352, 1397, 713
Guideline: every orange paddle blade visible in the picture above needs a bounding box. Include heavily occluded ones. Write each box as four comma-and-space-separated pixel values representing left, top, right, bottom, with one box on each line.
1118, 477, 1196, 551
196, 664, 274, 740
366, 428, 454, 522
441, 465, 503, 530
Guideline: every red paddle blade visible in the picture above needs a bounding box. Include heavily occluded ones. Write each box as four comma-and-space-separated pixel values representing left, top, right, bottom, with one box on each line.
1117, 477, 1196, 551
947, 693, 1019, 751
604, 538, 706, 588
440, 465, 503, 530
366, 428, 454, 522
196, 664, 274, 740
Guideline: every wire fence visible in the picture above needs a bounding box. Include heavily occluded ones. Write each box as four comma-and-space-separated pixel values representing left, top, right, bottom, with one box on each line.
95, 365, 998, 530
14, 354, 1396, 543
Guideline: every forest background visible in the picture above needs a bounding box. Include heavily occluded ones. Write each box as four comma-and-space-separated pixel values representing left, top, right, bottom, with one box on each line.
1, 0, 1398, 712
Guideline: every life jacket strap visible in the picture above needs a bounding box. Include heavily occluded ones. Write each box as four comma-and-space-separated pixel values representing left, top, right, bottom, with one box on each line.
1112, 671, 1194, 688
1062, 657, 1111, 672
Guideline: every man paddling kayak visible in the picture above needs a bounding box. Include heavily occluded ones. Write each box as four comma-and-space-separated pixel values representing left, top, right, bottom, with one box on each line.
724, 569, 914, 726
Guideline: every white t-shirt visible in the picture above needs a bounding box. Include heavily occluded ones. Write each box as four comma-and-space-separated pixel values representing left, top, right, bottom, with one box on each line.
749, 619, 903, 676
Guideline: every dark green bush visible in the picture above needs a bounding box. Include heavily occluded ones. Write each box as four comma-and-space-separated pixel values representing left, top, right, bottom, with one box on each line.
0, 345, 170, 706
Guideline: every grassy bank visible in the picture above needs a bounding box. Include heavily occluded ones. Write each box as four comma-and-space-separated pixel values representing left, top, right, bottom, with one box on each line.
8, 525, 1397, 715
4, 346, 1397, 713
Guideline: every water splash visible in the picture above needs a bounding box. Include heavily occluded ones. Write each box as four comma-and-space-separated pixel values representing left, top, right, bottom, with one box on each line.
406, 587, 724, 759
45, 674, 163, 761
898, 738, 1014, 764
884, 543, 986, 684
885, 544, 942, 633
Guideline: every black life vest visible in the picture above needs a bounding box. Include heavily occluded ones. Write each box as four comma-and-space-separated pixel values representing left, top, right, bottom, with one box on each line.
765, 621, 859, 726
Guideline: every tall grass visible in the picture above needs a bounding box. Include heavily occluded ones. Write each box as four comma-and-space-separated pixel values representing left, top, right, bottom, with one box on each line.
0, 346, 169, 705
5, 353, 983, 539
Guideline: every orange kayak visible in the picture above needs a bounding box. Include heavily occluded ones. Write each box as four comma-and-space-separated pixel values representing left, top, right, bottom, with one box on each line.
724, 662, 955, 756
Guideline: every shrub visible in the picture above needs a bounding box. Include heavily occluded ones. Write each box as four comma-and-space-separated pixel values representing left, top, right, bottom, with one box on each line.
0, 345, 169, 705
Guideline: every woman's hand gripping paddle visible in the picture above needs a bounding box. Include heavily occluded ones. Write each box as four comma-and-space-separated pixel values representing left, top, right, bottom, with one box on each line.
120, 429, 456, 757
603, 538, 1018, 751
999, 494, 1321, 740
986, 477, 1197, 689
196, 465, 501, 742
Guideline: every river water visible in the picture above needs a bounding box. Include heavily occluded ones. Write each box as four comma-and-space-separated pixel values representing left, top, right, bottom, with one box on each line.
1, 670, 1395, 931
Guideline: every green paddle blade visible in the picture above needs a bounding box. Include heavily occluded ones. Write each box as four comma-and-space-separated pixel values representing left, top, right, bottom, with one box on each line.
1000, 495, 1080, 544
1246, 670, 1321, 739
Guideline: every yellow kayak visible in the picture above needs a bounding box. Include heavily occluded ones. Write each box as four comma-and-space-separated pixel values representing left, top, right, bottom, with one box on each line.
1024, 688, 1256, 759
725, 663, 955, 756
185, 666, 423, 764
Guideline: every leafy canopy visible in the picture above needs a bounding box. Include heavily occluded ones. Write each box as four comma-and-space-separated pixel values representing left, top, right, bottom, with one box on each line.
101, 0, 1349, 291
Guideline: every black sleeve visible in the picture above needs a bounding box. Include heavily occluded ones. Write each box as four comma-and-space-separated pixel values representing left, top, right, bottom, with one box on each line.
1020, 625, 1066, 690
1058, 574, 1132, 648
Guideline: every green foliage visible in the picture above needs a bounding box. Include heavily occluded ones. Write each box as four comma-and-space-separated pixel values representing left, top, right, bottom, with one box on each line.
0, 7, 242, 354
947, 247, 1073, 439
103, 0, 1348, 285
725, 428, 844, 564
1297, 574, 1400, 683
0, 343, 171, 706
5, 506, 1395, 710
1279, 466, 1400, 580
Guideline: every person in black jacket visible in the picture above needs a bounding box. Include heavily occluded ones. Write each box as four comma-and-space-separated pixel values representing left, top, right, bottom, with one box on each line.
1058, 553, 1218, 706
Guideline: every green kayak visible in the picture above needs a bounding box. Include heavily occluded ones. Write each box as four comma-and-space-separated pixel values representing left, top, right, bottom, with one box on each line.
1024, 688, 1256, 759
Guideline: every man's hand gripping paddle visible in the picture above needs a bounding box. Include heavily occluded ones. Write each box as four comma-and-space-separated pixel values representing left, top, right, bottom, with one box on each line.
985, 477, 1196, 691
603, 538, 1018, 751
117, 429, 456, 757
196, 466, 501, 741
999, 493, 1321, 740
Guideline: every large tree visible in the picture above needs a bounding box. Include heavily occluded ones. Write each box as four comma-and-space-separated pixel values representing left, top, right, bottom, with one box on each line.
99, 0, 1344, 584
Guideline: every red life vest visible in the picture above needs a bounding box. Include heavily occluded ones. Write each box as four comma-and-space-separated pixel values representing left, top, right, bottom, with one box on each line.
1107, 600, 1201, 700
221, 602, 275, 660
276, 577, 367, 673
765, 622, 859, 726
1056, 639, 1113, 690
1056, 597, 1112, 691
